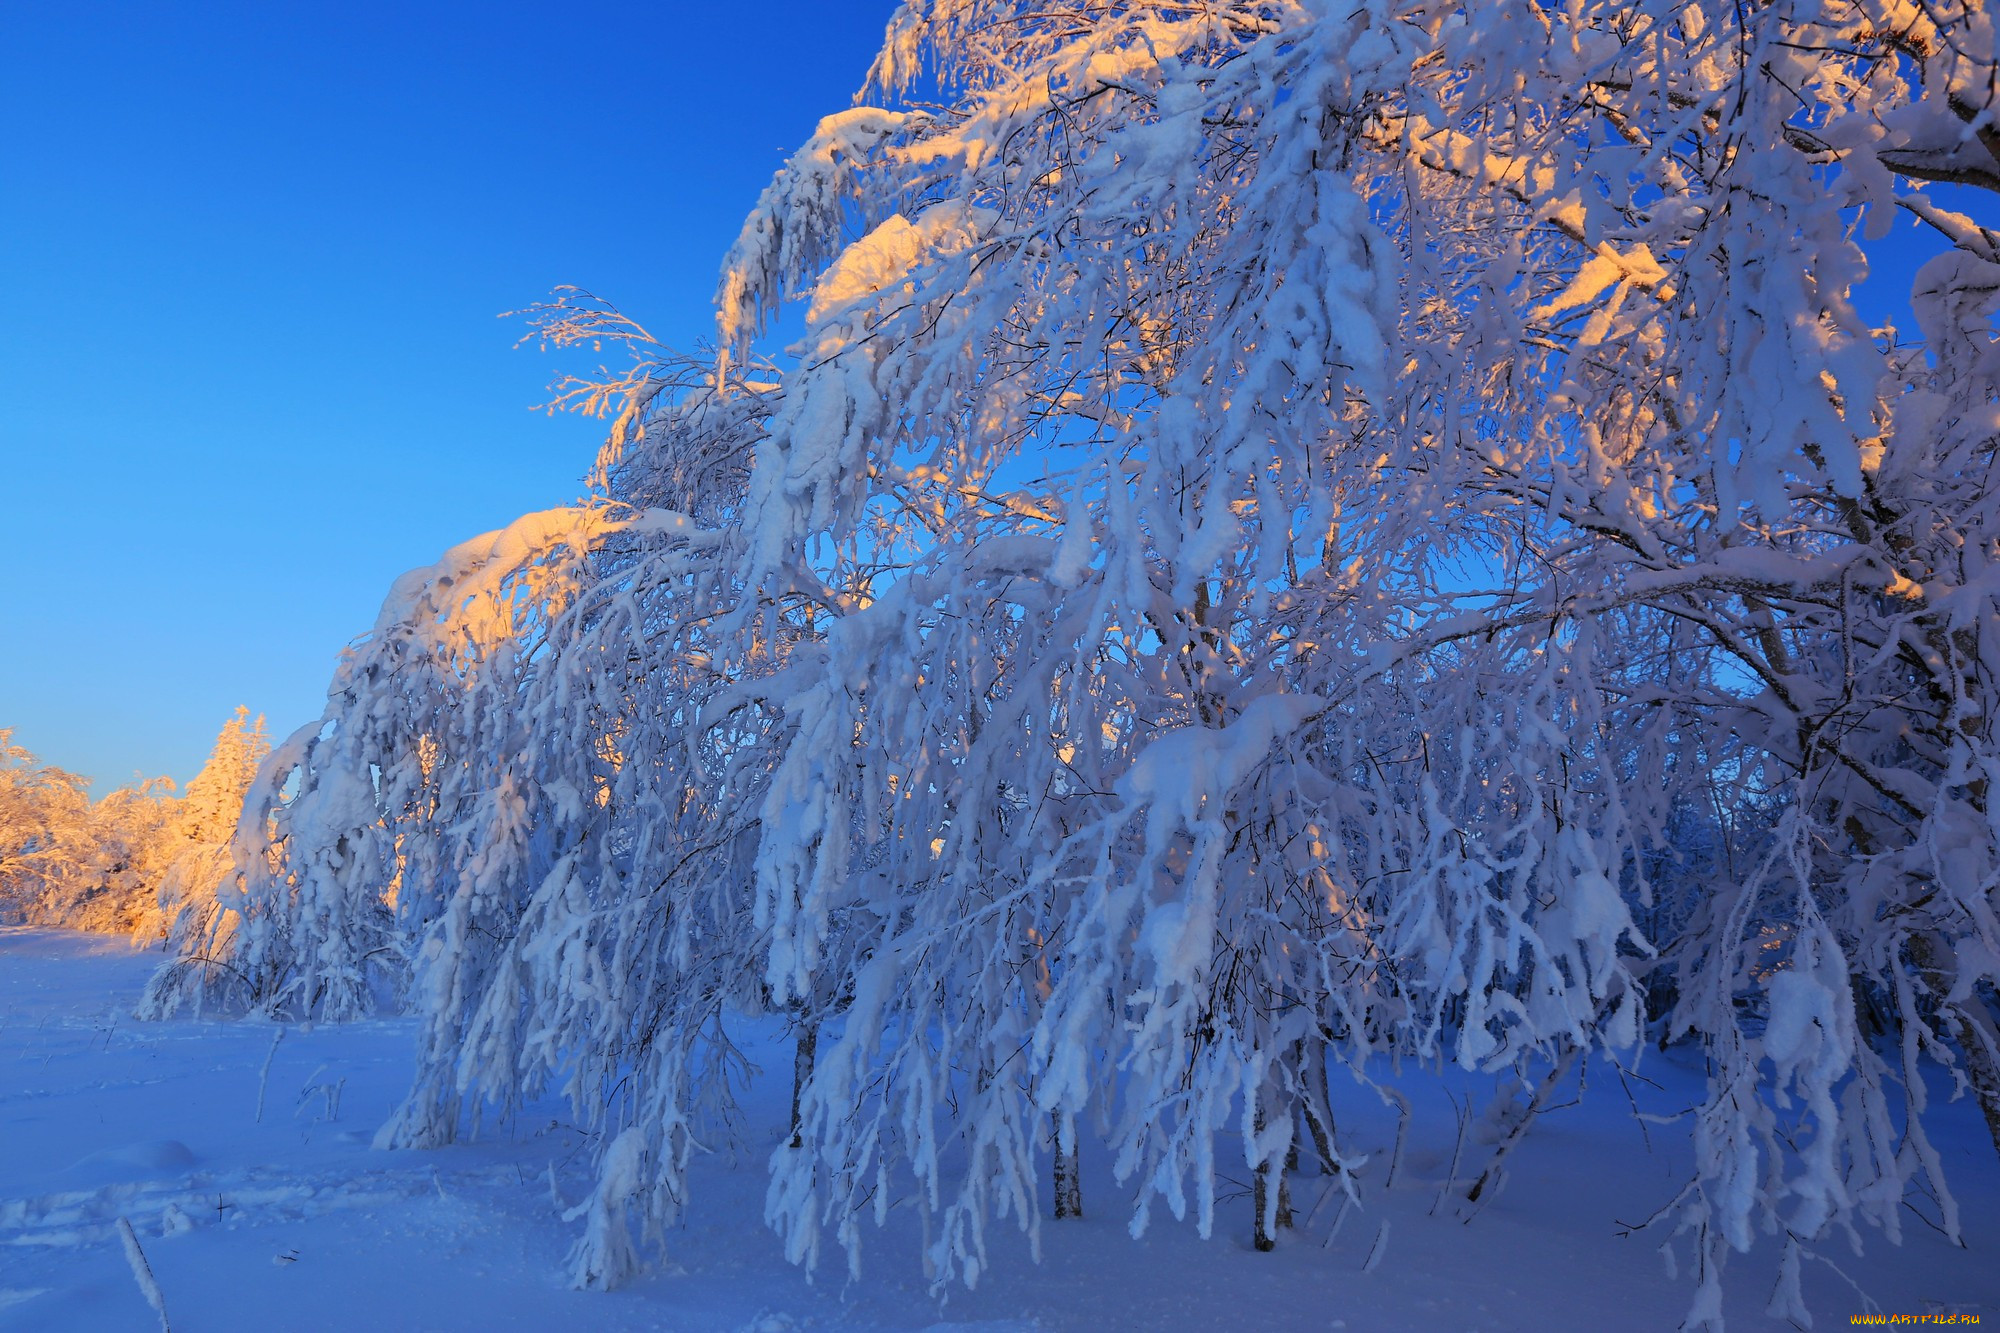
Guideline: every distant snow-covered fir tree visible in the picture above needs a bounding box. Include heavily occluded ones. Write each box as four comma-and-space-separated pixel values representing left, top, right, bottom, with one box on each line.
134, 707, 270, 957
146, 0, 2000, 1323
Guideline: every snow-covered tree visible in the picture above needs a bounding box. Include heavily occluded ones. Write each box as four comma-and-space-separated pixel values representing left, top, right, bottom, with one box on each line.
0, 730, 93, 924
0, 729, 184, 934
59, 776, 180, 935
135, 707, 271, 951
718, 3, 2000, 1314
148, 0, 2000, 1321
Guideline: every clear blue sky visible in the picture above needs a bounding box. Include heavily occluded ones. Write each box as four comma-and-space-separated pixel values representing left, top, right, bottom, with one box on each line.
0, 3, 1959, 792
0, 1, 889, 790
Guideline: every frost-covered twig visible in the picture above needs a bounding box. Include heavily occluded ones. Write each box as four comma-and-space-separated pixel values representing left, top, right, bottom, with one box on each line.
1361, 1220, 1390, 1274
115, 1215, 171, 1332
254, 1025, 285, 1123
1463, 1046, 1581, 1210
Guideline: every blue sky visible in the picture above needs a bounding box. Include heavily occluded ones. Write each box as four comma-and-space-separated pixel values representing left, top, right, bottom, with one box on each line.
1, 1, 888, 789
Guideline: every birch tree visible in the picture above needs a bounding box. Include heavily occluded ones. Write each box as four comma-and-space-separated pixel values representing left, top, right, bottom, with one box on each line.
145, 0, 2000, 1322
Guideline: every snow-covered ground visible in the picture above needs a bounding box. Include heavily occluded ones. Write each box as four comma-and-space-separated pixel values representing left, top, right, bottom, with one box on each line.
1, 926, 1992, 1331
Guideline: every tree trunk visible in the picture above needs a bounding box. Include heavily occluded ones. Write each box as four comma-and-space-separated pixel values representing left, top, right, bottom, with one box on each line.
1850, 974, 1891, 1045
1300, 1038, 1337, 1174
789, 1020, 817, 1150
1959, 1008, 2000, 1166
1911, 932, 2000, 1165
1052, 1113, 1082, 1219
1253, 1162, 1293, 1250
1252, 1099, 1292, 1250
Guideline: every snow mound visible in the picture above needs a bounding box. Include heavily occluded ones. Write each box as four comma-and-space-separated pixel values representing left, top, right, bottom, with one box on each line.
62, 1139, 197, 1180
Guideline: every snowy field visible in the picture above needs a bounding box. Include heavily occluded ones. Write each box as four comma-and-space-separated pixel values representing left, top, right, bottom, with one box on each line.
1, 926, 1993, 1332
